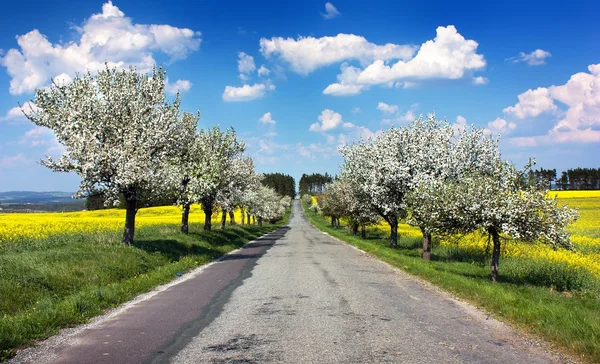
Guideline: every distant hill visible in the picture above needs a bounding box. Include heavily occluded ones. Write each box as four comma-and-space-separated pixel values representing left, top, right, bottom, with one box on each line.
0, 191, 84, 212
0, 191, 77, 204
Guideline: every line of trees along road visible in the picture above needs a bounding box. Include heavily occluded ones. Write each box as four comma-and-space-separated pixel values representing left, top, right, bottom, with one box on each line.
261, 173, 296, 199
314, 115, 578, 282
24, 66, 289, 244
299, 173, 333, 195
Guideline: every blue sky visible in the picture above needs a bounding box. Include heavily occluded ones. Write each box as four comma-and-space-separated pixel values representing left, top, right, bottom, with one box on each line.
0, 0, 599, 192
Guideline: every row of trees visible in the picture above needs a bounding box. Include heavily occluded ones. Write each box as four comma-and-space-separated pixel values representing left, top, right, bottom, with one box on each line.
299, 173, 333, 195
556, 168, 600, 190
318, 115, 578, 281
25, 66, 288, 244
261, 173, 296, 199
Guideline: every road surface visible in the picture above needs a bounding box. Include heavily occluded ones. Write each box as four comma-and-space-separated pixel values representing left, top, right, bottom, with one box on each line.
12, 200, 565, 363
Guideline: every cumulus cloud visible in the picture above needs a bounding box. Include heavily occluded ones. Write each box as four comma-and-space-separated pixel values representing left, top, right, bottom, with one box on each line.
222, 83, 275, 102
257, 65, 271, 77
377, 102, 399, 114
19, 126, 55, 147
506, 63, 600, 146
355, 26, 485, 85
322, 62, 366, 96
321, 2, 341, 19
0, 102, 37, 123
506, 49, 551, 66
259, 112, 276, 124
309, 109, 343, 132
320, 26, 486, 95
472, 76, 488, 85
0, 1, 201, 95
164, 79, 192, 94
451, 115, 468, 134
503, 87, 557, 119
379, 103, 418, 125
260, 34, 416, 75
486, 117, 516, 135
238, 52, 256, 75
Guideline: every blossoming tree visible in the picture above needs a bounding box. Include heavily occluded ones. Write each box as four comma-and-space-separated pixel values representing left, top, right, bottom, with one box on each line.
26, 66, 195, 244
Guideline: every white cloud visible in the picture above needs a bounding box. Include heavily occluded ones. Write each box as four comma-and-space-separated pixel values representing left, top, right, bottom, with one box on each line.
0, 153, 30, 168
351, 107, 361, 114
0, 1, 201, 95
309, 109, 343, 132
505, 63, 600, 145
0, 102, 37, 123
260, 34, 416, 75
19, 126, 55, 147
164, 79, 192, 94
222, 83, 275, 102
264, 132, 278, 137
323, 83, 364, 96
259, 112, 276, 124
473, 76, 488, 85
382, 110, 415, 125
355, 26, 485, 86
257, 65, 271, 77
321, 2, 341, 19
507, 49, 551, 66
502, 87, 557, 119
451, 115, 468, 134
322, 62, 366, 96
377, 102, 399, 113
321, 26, 486, 96
485, 117, 516, 135
238, 52, 256, 74
335, 123, 379, 145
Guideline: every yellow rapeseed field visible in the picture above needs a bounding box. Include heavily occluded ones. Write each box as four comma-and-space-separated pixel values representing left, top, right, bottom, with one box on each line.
0, 205, 244, 246
369, 190, 600, 278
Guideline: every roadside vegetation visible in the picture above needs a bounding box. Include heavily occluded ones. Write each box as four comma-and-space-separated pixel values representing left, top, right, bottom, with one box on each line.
302, 196, 600, 363
0, 64, 294, 361
0, 209, 290, 361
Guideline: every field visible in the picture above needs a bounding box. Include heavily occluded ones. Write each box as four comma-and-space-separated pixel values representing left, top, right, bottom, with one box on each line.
0, 206, 287, 361
303, 191, 600, 362
0, 205, 244, 248
369, 190, 600, 284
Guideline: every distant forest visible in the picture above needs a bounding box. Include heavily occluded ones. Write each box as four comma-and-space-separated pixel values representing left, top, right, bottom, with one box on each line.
299, 173, 334, 195
261, 173, 296, 198
530, 168, 600, 190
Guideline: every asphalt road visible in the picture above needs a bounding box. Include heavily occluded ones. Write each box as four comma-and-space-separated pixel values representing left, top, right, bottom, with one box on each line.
12, 200, 565, 363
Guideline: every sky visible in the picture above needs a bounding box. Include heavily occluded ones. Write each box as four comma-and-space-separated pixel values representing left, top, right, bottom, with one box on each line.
0, 0, 599, 192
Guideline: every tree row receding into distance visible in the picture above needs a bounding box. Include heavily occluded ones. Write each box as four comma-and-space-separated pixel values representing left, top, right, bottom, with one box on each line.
24, 66, 289, 244
311, 115, 578, 282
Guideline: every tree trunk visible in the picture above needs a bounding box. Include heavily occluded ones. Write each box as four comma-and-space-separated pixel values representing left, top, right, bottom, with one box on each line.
252, 216, 256, 225
122, 190, 137, 245
352, 222, 359, 235
258, 216, 263, 227
202, 197, 213, 231
361, 223, 366, 239
181, 203, 190, 234
220, 210, 227, 230
331, 216, 335, 226
240, 208, 245, 225
388, 213, 398, 248
247, 214, 251, 225
229, 210, 236, 225
422, 228, 432, 260
489, 226, 501, 282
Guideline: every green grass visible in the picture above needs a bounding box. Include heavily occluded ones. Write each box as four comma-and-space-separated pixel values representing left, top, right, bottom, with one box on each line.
0, 211, 289, 362
302, 201, 600, 363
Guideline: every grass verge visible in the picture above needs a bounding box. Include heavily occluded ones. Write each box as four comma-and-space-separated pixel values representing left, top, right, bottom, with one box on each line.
0, 211, 289, 362
302, 201, 600, 363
